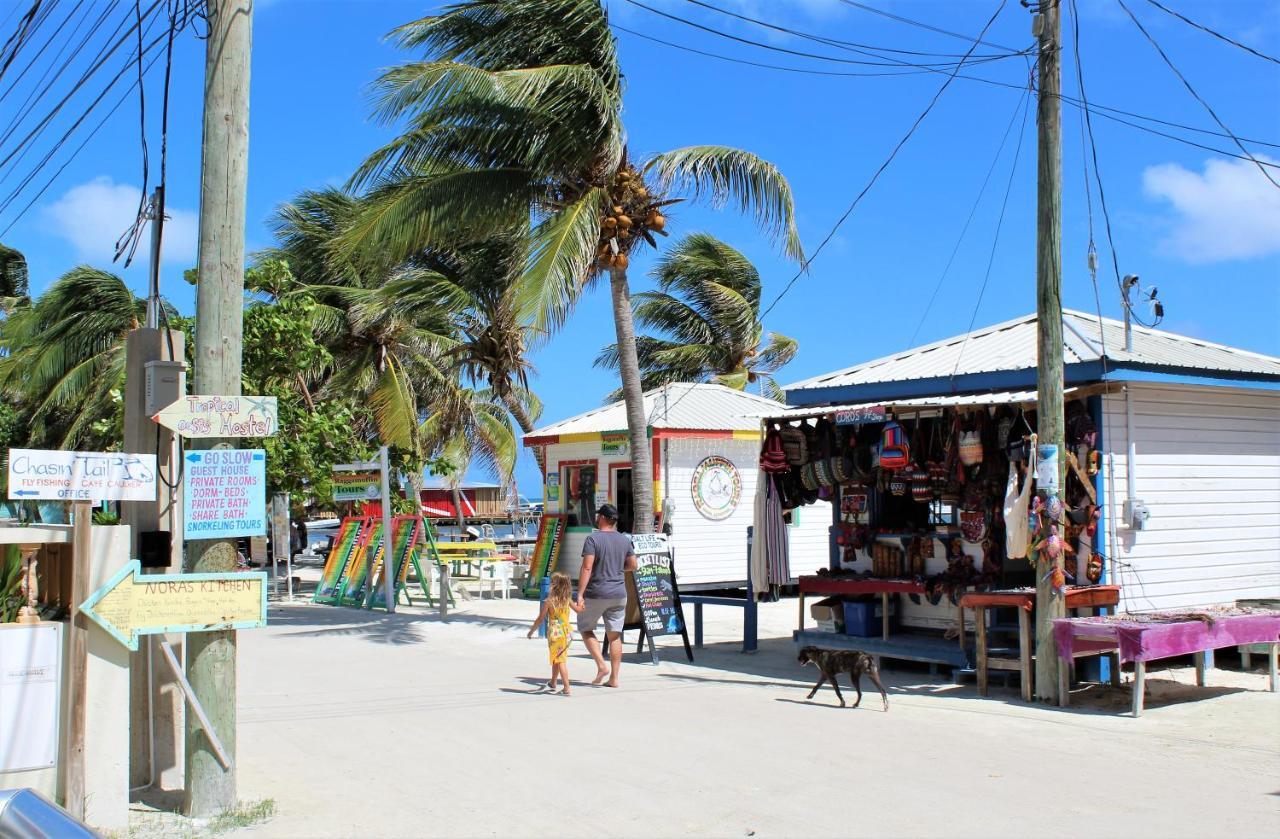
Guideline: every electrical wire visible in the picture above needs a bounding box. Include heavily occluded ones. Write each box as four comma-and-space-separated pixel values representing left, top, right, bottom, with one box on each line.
609, 23, 995, 78
626, 0, 1020, 71
1068, 0, 1111, 357
682, 0, 1028, 61
0, 0, 164, 173
114, 0, 151, 267
1116, 0, 1279, 190
1142, 0, 1280, 66
908, 83, 1030, 348
609, 19, 1280, 161
0, 0, 87, 105
950, 86, 1031, 381
837, 0, 1023, 53
760, 0, 1011, 320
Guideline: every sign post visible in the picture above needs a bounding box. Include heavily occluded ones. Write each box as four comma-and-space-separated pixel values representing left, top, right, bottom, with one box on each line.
271, 494, 290, 601
378, 446, 396, 615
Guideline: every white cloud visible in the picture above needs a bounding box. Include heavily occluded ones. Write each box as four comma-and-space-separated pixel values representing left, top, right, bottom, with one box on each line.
1142, 156, 1280, 264
42, 176, 198, 266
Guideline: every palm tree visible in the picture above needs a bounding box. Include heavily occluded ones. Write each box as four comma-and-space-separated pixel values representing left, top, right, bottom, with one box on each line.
595, 233, 798, 401
0, 267, 146, 448
347, 0, 803, 533
0, 242, 28, 307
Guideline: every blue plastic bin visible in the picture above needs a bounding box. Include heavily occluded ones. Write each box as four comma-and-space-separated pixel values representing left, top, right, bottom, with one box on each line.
842, 599, 895, 637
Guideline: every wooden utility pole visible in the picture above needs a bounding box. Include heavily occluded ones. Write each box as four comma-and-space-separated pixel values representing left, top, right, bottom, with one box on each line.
1033, 0, 1066, 704
184, 0, 253, 817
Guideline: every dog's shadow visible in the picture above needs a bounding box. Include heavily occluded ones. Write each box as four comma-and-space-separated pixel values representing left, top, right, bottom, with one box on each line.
774, 697, 887, 712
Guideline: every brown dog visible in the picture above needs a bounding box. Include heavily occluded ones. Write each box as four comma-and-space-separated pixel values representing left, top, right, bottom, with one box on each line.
798, 646, 889, 710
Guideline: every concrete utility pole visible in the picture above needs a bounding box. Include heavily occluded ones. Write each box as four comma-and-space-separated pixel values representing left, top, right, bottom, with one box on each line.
184, 0, 253, 817
1033, 0, 1066, 704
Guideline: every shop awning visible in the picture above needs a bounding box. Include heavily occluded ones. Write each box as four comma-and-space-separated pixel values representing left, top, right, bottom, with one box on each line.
749, 388, 1080, 421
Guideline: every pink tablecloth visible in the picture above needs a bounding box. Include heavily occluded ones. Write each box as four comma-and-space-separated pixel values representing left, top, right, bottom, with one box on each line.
1053, 613, 1280, 664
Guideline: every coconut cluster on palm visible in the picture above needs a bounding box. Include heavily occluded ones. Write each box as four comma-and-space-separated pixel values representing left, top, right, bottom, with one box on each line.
594, 164, 676, 271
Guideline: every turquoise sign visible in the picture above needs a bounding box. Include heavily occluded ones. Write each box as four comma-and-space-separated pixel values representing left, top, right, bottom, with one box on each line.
183, 448, 267, 540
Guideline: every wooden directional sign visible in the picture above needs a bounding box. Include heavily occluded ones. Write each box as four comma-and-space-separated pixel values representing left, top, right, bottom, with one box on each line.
80, 560, 267, 651
152, 395, 277, 438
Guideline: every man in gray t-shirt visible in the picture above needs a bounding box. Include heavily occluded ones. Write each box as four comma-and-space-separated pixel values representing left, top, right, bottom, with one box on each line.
576, 504, 636, 687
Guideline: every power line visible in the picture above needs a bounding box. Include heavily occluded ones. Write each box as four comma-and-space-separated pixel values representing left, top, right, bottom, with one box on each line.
0, 0, 161, 171
837, 0, 1023, 53
950, 83, 1031, 380
114, 0, 152, 266
909, 84, 1030, 348
625, 0, 1020, 71
760, 0, 1010, 320
609, 16, 1280, 157
1142, 0, 1280, 65
610, 23, 1006, 78
682, 0, 1027, 60
1116, 0, 1280, 190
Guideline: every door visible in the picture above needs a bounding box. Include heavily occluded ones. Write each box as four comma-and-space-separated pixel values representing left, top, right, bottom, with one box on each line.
562, 463, 597, 527
612, 468, 634, 534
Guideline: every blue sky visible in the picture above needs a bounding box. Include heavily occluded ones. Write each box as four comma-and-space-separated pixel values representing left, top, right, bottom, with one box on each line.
3, 0, 1278, 496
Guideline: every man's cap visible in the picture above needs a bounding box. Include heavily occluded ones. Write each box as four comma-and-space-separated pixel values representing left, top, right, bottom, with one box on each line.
596, 504, 619, 522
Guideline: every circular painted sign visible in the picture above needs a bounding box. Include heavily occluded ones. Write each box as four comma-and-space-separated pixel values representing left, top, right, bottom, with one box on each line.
691, 455, 742, 521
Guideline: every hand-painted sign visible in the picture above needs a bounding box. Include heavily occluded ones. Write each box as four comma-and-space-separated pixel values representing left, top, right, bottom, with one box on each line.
6, 449, 156, 501
834, 405, 886, 426
80, 560, 267, 651
601, 433, 629, 456
691, 455, 742, 521
152, 395, 278, 438
333, 471, 380, 502
183, 449, 267, 540
632, 535, 683, 637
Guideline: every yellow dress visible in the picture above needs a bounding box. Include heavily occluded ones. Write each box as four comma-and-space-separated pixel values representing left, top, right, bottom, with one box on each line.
546, 603, 572, 665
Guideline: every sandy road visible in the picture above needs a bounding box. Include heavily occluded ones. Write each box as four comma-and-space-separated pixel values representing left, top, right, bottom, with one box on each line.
226, 597, 1279, 838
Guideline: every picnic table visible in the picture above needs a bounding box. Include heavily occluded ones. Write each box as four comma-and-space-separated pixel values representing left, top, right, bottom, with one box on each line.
960, 585, 1120, 702
1053, 610, 1280, 716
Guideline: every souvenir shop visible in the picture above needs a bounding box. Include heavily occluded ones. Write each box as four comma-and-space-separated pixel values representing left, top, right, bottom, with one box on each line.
758, 310, 1280, 680
523, 382, 833, 590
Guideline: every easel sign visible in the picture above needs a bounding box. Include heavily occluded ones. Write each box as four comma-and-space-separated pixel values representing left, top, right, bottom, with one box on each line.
626, 533, 693, 664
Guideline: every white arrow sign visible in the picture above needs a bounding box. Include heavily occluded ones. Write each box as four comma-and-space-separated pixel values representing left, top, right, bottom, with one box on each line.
7, 448, 157, 501
152, 395, 277, 438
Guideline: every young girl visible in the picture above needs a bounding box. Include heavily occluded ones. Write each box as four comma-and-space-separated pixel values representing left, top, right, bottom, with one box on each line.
527, 573, 581, 695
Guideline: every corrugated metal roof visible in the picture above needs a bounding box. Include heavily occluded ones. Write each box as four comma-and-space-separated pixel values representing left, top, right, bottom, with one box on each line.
525, 382, 784, 440
786, 310, 1280, 393
749, 388, 1073, 419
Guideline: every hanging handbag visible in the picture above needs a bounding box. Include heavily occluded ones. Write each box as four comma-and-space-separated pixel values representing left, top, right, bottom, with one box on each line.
958, 429, 984, 467
779, 425, 807, 466
760, 427, 789, 473
879, 420, 910, 471
910, 467, 932, 502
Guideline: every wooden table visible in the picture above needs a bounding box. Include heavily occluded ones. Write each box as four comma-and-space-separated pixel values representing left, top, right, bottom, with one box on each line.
797, 576, 924, 641
960, 586, 1121, 702
1053, 611, 1280, 716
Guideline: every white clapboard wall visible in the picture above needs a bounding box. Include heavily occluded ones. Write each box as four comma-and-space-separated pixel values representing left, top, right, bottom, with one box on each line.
664, 437, 831, 586
1102, 383, 1280, 612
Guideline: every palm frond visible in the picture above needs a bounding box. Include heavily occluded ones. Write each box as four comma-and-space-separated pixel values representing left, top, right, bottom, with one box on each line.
644, 146, 804, 263
517, 187, 606, 333
755, 331, 799, 374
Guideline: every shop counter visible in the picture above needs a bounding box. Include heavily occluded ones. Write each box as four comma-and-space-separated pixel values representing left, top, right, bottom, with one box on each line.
959, 585, 1120, 702
797, 576, 924, 640
795, 576, 969, 671
1053, 610, 1280, 716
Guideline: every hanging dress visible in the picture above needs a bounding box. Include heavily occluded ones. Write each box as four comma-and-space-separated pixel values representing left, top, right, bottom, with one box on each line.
1004, 461, 1034, 560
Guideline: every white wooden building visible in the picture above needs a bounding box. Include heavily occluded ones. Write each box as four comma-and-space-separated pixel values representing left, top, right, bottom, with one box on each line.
524, 383, 832, 588
782, 310, 1280, 613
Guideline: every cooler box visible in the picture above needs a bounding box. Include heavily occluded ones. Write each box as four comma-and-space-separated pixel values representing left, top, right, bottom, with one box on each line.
810, 597, 844, 633
842, 599, 896, 637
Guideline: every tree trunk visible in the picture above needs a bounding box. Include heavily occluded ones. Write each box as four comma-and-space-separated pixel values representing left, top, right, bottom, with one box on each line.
452, 485, 468, 534
608, 266, 654, 534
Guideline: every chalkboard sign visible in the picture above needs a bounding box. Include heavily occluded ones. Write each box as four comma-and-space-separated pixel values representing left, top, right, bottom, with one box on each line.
625, 533, 692, 662
635, 553, 682, 636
